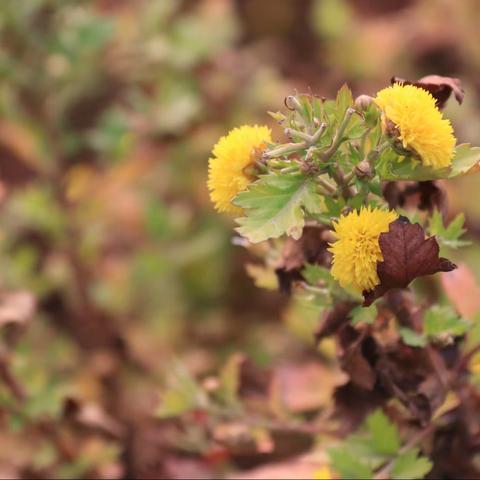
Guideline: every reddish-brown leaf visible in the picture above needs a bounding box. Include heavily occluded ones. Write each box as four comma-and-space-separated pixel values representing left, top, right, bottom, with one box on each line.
363, 217, 456, 306
391, 75, 464, 109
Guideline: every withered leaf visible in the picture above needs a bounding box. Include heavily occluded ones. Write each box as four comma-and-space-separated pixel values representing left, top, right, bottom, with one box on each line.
391, 75, 464, 109
338, 325, 377, 391
383, 180, 447, 215
275, 225, 331, 293
363, 217, 456, 306
314, 301, 357, 344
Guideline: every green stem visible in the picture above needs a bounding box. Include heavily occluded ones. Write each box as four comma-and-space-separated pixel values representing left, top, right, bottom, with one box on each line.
263, 142, 306, 159
316, 176, 337, 194
322, 107, 355, 161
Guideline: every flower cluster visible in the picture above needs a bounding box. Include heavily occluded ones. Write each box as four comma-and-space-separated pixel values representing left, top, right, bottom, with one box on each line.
207, 76, 480, 479
207, 79, 473, 302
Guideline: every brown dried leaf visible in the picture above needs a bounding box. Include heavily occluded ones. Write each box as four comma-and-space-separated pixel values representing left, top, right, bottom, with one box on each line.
63, 397, 126, 439
440, 263, 480, 319
383, 181, 447, 215
275, 226, 331, 293
314, 301, 357, 344
338, 326, 377, 391
363, 217, 456, 306
391, 75, 464, 109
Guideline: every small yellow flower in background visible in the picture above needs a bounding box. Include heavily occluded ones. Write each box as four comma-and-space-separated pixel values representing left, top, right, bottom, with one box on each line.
329, 207, 398, 292
469, 351, 480, 376
375, 84, 456, 169
313, 466, 333, 480
208, 125, 271, 214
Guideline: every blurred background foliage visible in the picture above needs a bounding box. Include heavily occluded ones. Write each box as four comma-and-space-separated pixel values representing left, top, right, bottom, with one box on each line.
0, 0, 480, 478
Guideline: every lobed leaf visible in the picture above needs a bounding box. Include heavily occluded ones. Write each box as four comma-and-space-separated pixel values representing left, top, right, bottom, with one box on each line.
376, 144, 480, 181
428, 210, 469, 249
391, 448, 433, 480
363, 217, 456, 306
234, 172, 323, 243
365, 410, 400, 456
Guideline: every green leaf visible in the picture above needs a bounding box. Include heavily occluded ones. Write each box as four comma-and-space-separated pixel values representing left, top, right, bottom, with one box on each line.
428, 210, 470, 249
391, 448, 432, 480
156, 364, 207, 418
335, 83, 354, 123
217, 354, 242, 406
399, 327, 427, 347
329, 447, 374, 479
324, 195, 344, 218
365, 410, 400, 455
376, 144, 480, 181
302, 264, 332, 285
350, 304, 377, 325
449, 143, 480, 178
267, 111, 286, 123
234, 172, 323, 243
376, 149, 449, 181
424, 306, 471, 340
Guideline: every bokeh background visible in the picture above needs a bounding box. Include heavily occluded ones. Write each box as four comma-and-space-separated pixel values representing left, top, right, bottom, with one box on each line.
0, 0, 480, 478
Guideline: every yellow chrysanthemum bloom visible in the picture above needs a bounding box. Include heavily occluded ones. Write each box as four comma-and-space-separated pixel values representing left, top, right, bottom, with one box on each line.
208, 125, 272, 214
329, 207, 398, 292
375, 84, 455, 168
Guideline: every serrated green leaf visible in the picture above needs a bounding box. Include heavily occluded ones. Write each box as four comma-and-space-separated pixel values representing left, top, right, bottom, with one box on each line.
376, 149, 449, 181
366, 410, 400, 456
399, 327, 427, 347
234, 173, 323, 243
324, 194, 344, 218
376, 144, 480, 181
329, 447, 374, 479
350, 304, 377, 325
428, 210, 470, 249
424, 306, 471, 339
449, 143, 480, 178
391, 448, 432, 480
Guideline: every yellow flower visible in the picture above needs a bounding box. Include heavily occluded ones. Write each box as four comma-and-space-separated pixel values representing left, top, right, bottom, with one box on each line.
329, 207, 398, 292
375, 84, 455, 169
313, 466, 333, 480
208, 125, 272, 214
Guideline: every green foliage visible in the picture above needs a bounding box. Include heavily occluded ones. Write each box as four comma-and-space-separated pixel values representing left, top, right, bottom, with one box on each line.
302, 264, 333, 285
428, 210, 469, 249
366, 409, 401, 455
234, 172, 323, 243
399, 327, 427, 347
329, 448, 374, 479
350, 304, 377, 325
448, 144, 480, 178
376, 144, 480, 181
400, 307, 470, 347
156, 364, 208, 418
329, 410, 432, 480
424, 306, 471, 340
391, 449, 433, 480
